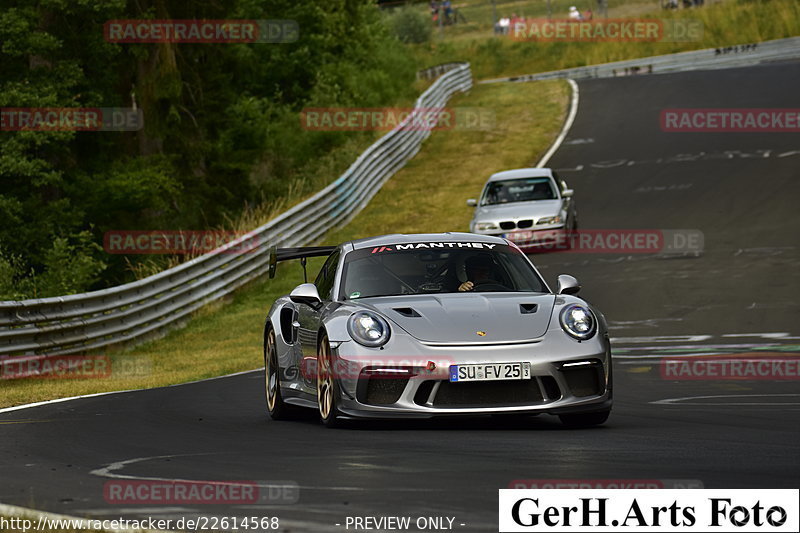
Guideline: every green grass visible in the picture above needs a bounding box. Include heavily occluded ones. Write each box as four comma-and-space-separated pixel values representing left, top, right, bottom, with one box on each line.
408, 0, 800, 80
0, 260, 309, 408
418, 0, 662, 40
324, 80, 570, 241
0, 79, 569, 408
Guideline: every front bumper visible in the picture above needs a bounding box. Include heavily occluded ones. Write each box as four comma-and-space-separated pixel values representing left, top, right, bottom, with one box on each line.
330, 332, 611, 419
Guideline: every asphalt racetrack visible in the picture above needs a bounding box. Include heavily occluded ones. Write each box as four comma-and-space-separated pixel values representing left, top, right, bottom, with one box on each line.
1, 62, 799, 532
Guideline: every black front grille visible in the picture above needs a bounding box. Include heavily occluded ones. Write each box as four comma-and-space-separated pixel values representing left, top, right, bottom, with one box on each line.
413, 380, 436, 405
357, 376, 409, 405
517, 219, 534, 229
499, 221, 516, 230
562, 366, 603, 397
540, 376, 562, 400
433, 380, 543, 407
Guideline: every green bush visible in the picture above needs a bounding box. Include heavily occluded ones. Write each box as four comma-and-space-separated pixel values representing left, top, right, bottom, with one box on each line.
390, 5, 433, 44
0, 232, 106, 299
0, 0, 418, 299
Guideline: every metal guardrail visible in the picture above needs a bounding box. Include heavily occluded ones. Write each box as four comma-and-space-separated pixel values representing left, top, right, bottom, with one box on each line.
417, 62, 465, 81
480, 37, 800, 84
0, 63, 473, 357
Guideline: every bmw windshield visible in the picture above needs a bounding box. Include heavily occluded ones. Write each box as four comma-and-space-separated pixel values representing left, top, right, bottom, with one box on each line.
339, 242, 547, 300
481, 177, 557, 205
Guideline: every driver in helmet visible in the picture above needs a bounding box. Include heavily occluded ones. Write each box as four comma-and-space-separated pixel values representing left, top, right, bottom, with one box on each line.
458, 254, 498, 292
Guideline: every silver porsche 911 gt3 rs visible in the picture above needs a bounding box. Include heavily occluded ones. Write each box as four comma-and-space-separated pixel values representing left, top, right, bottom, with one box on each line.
263, 233, 611, 428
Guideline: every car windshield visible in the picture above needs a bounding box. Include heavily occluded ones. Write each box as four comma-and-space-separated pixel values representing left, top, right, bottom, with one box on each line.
481, 177, 557, 205
339, 242, 546, 300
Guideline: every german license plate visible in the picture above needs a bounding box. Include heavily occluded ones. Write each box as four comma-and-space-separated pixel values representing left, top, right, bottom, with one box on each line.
507, 230, 534, 243
449, 362, 532, 382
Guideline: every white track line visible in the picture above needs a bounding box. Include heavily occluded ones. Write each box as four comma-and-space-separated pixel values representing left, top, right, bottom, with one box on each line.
0, 372, 260, 532
0, 368, 261, 414
651, 393, 800, 406
89, 453, 442, 493
536, 78, 579, 167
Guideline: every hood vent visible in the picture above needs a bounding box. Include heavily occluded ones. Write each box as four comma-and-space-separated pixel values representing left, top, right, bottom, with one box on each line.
519, 303, 538, 314
393, 307, 421, 318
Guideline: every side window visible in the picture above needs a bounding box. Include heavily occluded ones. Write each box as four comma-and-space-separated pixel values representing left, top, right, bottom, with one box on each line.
479, 184, 489, 205
314, 251, 340, 301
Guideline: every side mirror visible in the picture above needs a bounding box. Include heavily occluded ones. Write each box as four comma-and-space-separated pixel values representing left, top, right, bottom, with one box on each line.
466, 198, 477, 207
556, 274, 581, 295
289, 283, 322, 306
561, 189, 574, 198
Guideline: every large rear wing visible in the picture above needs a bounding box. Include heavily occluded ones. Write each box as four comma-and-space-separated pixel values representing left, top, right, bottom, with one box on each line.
268, 245, 337, 281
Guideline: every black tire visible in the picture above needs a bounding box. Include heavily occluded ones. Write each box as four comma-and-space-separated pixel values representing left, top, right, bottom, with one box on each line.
562, 217, 578, 250
317, 333, 344, 428
558, 408, 610, 427
264, 327, 302, 420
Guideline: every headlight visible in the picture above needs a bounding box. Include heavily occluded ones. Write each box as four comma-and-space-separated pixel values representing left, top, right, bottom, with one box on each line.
475, 222, 498, 231
536, 215, 563, 225
559, 304, 596, 340
347, 311, 391, 347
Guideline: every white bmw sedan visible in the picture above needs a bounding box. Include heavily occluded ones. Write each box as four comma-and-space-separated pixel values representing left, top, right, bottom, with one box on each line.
468, 168, 577, 250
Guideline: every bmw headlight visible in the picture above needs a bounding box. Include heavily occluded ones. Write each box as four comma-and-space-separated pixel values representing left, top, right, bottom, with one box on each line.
475, 222, 498, 231
347, 311, 391, 347
559, 304, 596, 340
536, 215, 563, 225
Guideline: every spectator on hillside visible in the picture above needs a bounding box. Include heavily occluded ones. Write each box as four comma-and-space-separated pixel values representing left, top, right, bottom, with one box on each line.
443, 0, 453, 24
568, 6, 583, 20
